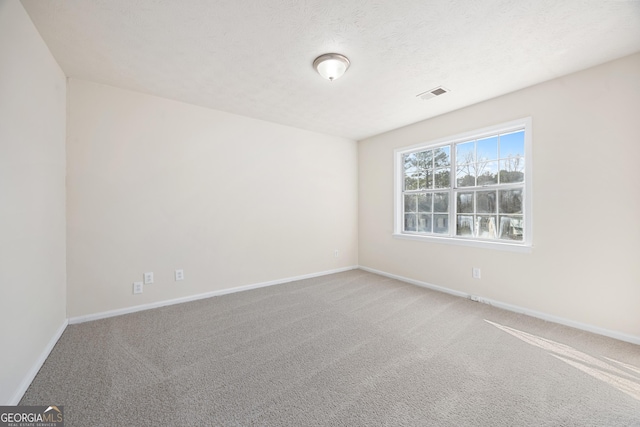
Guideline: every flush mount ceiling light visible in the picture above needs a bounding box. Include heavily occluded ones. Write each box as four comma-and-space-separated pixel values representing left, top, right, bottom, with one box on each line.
313, 53, 350, 81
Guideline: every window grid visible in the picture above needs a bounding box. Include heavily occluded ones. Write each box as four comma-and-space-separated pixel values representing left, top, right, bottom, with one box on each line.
399, 122, 528, 245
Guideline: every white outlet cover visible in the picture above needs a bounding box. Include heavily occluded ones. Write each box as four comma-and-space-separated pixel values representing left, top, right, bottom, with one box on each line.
175, 269, 184, 281
144, 272, 154, 284
472, 268, 481, 279
133, 281, 143, 294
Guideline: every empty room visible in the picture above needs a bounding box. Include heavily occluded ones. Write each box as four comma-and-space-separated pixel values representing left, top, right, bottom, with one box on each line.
1, 0, 639, 425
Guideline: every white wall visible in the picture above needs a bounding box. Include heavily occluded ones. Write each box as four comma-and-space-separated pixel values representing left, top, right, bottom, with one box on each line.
66, 79, 358, 318
0, 1, 67, 404
359, 53, 640, 340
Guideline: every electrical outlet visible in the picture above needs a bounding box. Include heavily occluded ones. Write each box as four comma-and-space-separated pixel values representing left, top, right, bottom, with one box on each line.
133, 282, 143, 294
334, 250, 339, 258
472, 268, 481, 279
144, 272, 154, 284
175, 269, 184, 281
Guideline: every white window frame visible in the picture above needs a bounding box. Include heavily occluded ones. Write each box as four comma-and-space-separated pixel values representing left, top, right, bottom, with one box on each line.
393, 117, 533, 253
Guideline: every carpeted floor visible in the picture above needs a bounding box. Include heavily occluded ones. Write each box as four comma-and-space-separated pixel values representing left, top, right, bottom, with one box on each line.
20, 270, 640, 426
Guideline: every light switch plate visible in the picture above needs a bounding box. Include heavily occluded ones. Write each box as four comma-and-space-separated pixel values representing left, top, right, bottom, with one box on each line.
133, 282, 143, 294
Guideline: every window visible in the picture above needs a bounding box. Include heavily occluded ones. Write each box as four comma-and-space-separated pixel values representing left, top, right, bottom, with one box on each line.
394, 118, 532, 251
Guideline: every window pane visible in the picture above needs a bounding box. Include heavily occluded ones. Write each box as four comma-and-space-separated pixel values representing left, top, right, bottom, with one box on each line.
457, 215, 474, 236
456, 141, 474, 165
434, 168, 450, 188
476, 190, 496, 213
477, 161, 498, 186
404, 214, 417, 232
404, 153, 418, 174
477, 136, 498, 161
434, 192, 449, 213
434, 214, 449, 234
434, 146, 450, 167
500, 131, 525, 158
456, 192, 474, 213
477, 215, 498, 239
405, 174, 418, 191
420, 171, 433, 190
456, 166, 475, 187
415, 172, 428, 190
417, 150, 433, 169
498, 215, 523, 240
417, 193, 432, 212
417, 213, 432, 232
404, 194, 417, 213
499, 189, 523, 214
499, 158, 524, 183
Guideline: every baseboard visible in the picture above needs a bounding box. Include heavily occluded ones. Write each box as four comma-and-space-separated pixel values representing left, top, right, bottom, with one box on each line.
8, 318, 68, 405
358, 265, 640, 346
69, 266, 359, 325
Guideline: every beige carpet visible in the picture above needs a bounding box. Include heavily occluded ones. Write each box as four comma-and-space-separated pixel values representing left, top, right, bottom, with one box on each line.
20, 270, 640, 426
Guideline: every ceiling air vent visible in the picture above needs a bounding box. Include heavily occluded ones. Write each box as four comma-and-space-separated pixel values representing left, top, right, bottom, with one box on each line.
417, 86, 449, 101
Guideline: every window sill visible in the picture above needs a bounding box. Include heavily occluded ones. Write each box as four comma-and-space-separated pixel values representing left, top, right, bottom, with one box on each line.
392, 233, 533, 253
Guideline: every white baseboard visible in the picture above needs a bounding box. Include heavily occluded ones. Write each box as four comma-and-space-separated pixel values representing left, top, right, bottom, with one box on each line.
69, 266, 359, 325
9, 319, 68, 405
359, 265, 640, 346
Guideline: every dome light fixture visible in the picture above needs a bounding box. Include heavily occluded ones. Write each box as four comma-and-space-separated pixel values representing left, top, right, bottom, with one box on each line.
313, 53, 350, 81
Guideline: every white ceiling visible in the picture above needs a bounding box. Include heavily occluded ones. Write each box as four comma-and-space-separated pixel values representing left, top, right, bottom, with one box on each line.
21, 0, 640, 141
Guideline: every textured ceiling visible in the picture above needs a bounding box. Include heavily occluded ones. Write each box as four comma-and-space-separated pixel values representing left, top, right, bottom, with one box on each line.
20, 0, 640, 140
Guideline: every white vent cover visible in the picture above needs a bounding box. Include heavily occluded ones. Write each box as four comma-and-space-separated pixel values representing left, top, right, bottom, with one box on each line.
417, 86, 449, 101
